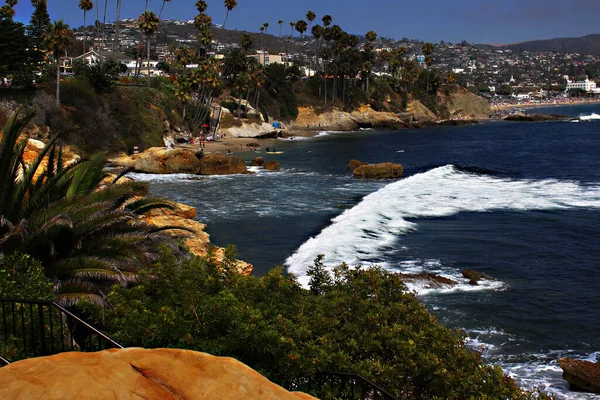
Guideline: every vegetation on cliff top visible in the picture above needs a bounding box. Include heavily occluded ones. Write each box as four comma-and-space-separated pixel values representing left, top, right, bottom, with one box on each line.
76, 250, 551, 399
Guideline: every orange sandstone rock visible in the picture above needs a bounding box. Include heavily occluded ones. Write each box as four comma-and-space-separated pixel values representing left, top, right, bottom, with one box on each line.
0, 348, 317, 400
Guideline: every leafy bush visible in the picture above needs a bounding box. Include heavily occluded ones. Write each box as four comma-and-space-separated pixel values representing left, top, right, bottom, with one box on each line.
0, 253, 54, 300
83, 250, 551, 399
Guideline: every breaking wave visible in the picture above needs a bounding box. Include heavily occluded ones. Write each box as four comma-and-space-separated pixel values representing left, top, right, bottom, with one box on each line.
579, 113, 600, 121
286, 165, 600, 285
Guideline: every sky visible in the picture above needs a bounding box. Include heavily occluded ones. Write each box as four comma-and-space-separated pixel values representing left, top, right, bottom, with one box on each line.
12, 0, 600, 45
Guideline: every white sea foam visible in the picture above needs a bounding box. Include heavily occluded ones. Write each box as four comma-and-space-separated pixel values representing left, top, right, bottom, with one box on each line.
579, 113, 600, 121
278, 136, 312, 141
286, 165, 600, 287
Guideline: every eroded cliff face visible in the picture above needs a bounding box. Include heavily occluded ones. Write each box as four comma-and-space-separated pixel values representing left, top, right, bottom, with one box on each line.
0, 348, 316, 400
142, 202, 253, 276
437, 87, 491, 119
291, 105, 407, 131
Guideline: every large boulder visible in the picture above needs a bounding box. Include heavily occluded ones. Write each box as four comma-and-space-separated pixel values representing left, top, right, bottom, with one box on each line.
197, 153, 247, 175
559, 358, 600, 394
461, 269, 493, 285
399, 273, 458, 290
0, 348, 316, 400
353, 162, 403, 179
263, 161, 281, 171
251, 157, 265, 166
132, 147, 202, 174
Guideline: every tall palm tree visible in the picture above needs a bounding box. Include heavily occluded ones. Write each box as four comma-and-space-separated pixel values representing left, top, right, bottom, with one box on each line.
278, 19, 283, 38
222, 0, 237, 30
422, 42, 435, 105
365, 30, 377, 91
289, 21, 295, 52
138, 10, 160, 85
79, 0, 94, 53
114, 0, 123, 54
0, 110, 183, 306
259, 26, 265, 52
322, 14, 332, 28
45, 20, 75, 106
159, 0, 172, 18
102, 0, 108, 44
306, 10, 316, 33
262, 22, 269, 52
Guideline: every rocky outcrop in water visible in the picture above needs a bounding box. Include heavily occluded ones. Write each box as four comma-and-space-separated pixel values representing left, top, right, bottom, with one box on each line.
461, 269, 493, 285
110, 148, 247, 175
348, 159, 368, 171
143, 202, 253, 275
559, 358, 600, 394
504, 114, 567, 122
399, 274, 458, 289
251, 157, 265, 166
352, 162, 404, 180
197, 153, 247, 175
0, 348, 316, 400
263, 161, 281, 171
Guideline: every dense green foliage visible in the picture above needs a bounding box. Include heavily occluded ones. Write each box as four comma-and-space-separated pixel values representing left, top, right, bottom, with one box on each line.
0, 111, 180, 305
73, 58, 128, 94
0, 253, 54, 300
30, 78, 180, 155
0, 18, 43, 82
80, 250, 550, 399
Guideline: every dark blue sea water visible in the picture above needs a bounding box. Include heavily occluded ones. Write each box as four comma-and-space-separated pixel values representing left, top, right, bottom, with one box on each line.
133, 104, 600, 398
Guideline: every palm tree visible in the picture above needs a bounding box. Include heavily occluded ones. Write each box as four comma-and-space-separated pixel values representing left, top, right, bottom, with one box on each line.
295, 20, 307, 39
322, 14, 332, 28
222, 0, 237, 30
422, 42, 435, 105
196, 0, 207, 12
45, 20, 75, 106
114, 0, 123, 54
79, 0, 94, 53
240, 32, 253, 54
259, 26, 265, 52
262, 22, 269, 52
102, 0, 108, 44
159, 0, 172, 18
306, 10, 316, 33
278, 19, 283, 38
0, 111, 182, 306
138, 10, 160, 85
289, 21, 295, 52
365, 30, 377, 91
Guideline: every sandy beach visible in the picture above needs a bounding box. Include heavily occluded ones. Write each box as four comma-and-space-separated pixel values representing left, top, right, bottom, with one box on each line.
178, 130, 319, 155
491, 98, 600, 112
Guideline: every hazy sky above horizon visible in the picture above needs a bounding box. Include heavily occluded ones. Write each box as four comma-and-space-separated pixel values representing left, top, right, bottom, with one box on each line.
12, 0, 600, 44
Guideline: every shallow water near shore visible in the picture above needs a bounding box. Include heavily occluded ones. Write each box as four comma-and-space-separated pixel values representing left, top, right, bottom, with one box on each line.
138, 103, 600, 398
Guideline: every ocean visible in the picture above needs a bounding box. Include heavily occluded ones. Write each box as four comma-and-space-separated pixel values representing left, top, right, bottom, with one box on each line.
131, 104, 600, 398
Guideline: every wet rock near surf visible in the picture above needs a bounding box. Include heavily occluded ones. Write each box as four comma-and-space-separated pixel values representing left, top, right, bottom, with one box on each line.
503, 113, 568, 122
263, 161, 281, 171
251, 157, 265, 167
398, 273, 458, 289
352, 162, 404, 180
461, 269, 494, 285
348, 159, 368, 171
559, 358, 600, 394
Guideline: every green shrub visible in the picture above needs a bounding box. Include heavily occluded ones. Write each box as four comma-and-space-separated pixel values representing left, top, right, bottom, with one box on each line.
83, 250, 551, 400
0, 253, 54, 300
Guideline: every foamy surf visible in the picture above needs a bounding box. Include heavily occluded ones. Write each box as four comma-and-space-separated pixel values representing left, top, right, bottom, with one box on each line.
580, 113, 600, 121
286, 165, 600, 287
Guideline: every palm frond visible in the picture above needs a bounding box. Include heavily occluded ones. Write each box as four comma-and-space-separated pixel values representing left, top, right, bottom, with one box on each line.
65, 152, 108, 201
125, 197, 177, 215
